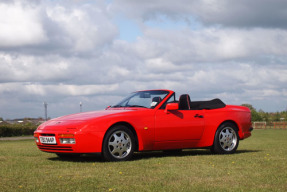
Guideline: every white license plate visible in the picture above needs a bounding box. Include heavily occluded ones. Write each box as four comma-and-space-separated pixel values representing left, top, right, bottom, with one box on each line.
39, 136, 57, 144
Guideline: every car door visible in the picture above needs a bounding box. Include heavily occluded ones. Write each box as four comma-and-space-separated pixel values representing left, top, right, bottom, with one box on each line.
154, 109, 205, 142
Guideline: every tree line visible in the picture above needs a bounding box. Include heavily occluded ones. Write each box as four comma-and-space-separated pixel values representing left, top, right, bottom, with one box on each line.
242, 104, 287, 122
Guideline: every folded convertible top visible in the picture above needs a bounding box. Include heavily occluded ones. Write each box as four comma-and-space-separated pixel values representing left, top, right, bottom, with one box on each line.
190, 98, 226, 110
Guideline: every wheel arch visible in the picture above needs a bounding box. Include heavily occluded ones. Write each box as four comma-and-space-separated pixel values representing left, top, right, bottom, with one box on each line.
211, 120, 240, 154
198, 119, 242, 148
218, 119, 250, 140
216, 119, 241, 140
209, 120, 239, 146
103, 121, 139, 152
218, 120, 239, 131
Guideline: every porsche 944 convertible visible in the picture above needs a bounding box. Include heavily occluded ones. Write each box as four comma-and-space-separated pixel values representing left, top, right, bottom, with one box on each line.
34, 89, 253, 161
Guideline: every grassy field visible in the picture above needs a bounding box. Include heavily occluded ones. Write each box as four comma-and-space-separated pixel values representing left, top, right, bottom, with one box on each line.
0, 130, 286, 192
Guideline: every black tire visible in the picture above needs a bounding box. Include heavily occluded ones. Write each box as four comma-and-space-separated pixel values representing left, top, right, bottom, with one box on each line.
211, 122, 239, 154
102, 125, 135, 161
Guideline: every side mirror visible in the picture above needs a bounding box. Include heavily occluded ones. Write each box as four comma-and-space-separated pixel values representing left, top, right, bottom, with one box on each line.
164, 103, 179, 113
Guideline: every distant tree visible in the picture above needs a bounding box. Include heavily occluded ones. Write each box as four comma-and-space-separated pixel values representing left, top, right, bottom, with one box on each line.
238, 104, 287, 122
241, 104, 256, 111
273, 112, 281, 121
281, 111, 287, 121
258, 109, 270, 122
241, 104, 263, 122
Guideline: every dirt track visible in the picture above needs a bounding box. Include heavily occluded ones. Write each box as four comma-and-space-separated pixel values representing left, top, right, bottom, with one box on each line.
0, 136, 34, 141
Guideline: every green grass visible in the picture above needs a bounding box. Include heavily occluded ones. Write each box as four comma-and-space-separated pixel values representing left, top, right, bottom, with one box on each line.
0, 130, 287, 191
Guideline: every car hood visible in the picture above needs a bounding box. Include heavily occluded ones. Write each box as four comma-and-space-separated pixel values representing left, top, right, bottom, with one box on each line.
53, 109, 132, 121
36, 109, 142, 131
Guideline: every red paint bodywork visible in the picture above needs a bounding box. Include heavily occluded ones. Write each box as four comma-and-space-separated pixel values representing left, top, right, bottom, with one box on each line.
34, 90, 252, 154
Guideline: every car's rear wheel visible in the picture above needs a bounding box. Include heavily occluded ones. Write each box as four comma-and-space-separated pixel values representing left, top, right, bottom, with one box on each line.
102, 125, 135, 161
211, 122, 239, 154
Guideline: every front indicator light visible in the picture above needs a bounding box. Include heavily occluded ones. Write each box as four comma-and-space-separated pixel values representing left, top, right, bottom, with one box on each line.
34, 133, 39, 143
58, 134, 74, 138
59, 138, 76, 144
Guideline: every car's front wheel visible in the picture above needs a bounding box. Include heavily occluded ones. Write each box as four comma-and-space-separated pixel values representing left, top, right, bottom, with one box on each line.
211, 122, 239, 154
102, 125, 135, 161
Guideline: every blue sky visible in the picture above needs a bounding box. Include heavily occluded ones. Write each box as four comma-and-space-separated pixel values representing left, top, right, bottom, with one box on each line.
0, 0, 287, 119
116, 11, 202, 42
115, 16, 142, 42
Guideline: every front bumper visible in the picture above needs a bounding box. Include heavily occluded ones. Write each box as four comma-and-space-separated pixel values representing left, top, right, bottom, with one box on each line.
34, 131, 103, 154
35, 133, 77, 153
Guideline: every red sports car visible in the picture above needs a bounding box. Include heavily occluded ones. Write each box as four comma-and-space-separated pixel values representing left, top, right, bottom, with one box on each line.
34, 89, 253, 161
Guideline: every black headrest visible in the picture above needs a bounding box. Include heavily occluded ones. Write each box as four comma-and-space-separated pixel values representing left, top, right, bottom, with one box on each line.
179, 94, 191, 110
152, 97, 162, 103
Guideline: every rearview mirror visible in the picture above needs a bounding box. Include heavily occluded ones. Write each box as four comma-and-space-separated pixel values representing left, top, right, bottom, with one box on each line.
165, 103, 179, 113
139, 92, 151, 98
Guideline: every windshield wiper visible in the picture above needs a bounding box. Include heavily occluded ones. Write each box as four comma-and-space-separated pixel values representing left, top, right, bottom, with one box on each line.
126, 105, 148, 108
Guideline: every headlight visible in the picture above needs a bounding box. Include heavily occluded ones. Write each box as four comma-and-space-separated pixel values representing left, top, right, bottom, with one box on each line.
58, 134, 76, 144
59, 138, 76, 144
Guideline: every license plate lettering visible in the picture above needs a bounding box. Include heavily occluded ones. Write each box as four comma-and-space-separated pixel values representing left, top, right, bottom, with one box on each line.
40, 136, 57, 144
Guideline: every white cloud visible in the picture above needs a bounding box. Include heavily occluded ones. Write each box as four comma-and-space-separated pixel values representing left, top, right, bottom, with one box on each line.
44, 83, 119, 96
0, 1, 47, 47
0, 0, 287, 119
111, 0, 287, 28
0, 0, 118, 54
0, 54, 71, 83
138, 28, 287, 63
45, 2, 117, 53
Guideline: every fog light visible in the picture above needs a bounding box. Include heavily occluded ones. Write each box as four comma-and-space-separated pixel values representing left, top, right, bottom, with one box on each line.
60, 138, 76, 144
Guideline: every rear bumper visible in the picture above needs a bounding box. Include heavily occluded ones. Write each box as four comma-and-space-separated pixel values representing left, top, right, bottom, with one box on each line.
240, 127, 253, 140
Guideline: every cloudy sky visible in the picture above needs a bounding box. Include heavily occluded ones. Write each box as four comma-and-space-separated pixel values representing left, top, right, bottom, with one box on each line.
0, 0, 287, 119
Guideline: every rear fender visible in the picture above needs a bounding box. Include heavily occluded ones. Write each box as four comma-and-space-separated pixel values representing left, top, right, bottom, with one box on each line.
197, 119, 240, 147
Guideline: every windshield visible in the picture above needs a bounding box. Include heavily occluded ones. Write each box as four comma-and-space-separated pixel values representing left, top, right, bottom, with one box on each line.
112, 90, 169, 109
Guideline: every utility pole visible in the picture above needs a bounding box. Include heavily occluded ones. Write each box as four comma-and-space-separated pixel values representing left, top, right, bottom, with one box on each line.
43, 102, 48, 121
80, 102, 82, 112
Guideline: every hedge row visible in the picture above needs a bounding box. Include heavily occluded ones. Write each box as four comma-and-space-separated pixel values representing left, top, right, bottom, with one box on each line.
0, 123, 38, 137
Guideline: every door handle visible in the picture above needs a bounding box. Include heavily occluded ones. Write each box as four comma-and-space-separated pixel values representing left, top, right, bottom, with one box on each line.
194, 114, 204, 118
